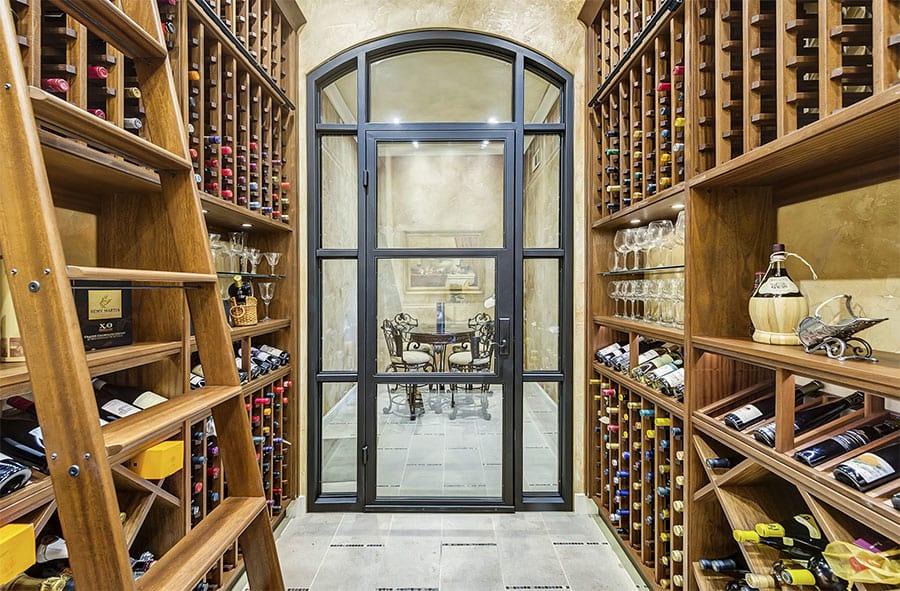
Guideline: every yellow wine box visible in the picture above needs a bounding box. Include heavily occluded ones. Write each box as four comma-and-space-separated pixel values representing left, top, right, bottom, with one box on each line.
129, 440, 184, 479
0, 523, 35, 584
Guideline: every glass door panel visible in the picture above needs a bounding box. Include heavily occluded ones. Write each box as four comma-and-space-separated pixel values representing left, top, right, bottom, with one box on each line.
376, 256, 498, 376
365, 131, 515, 507
375, 383, 504, 499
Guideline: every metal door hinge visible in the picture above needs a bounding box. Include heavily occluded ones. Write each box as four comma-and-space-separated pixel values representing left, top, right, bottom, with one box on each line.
361, 445, 369, 465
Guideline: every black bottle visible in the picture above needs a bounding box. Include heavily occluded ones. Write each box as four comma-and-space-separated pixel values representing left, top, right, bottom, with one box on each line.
753, 391, 865, 447
833, 441, 900, 492
794, 419, 900, 466
723, 380, 824, 430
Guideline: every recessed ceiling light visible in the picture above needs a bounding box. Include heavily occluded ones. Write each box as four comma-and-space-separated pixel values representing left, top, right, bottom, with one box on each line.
487, 116, 498, 124
630, 218, 641, 224
412, 141, 420, 148
241, 223, 253, 228
671, 203, 685, 210
480, 140, 489, 149
392, 116, 401, 125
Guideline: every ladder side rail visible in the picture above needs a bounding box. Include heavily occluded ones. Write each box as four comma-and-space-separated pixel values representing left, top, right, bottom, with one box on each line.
120, 2, 285, 589
0, 4, 136, 590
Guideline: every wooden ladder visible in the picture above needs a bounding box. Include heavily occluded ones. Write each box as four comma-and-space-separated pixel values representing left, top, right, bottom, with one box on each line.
0, 1, 284, 589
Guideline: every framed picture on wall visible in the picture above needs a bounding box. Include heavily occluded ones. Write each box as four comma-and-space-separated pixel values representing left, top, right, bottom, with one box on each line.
402, 231, 485, 295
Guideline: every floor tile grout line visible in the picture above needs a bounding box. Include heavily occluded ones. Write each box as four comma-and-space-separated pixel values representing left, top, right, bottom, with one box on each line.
307, 513, 345, 590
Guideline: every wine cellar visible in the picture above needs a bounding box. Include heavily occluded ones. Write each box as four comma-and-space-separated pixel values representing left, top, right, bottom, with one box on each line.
0, 0, 898, 589
0, 0, 302, 589
582, 0, 899, 590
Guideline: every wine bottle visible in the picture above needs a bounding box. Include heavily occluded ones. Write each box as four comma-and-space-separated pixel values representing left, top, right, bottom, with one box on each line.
0, 451, 32, 497
833, 442, 900, 491
631, 351, 682, 379
732, 530, 818, 559
699, 552, 747, 573
0, 574, 75, 590
750, 243, 809, 345
753, 391, 865, 447
743, 572, 781, 590
779, 555, 848, 591
258, 343, 290, 362
723, 380, 824, 430
36, 535, 68, 563
92, 378, 168, 416
706, 457, 735, 469
754, 514, 824, 549
794, 419, 900, 466
0, 414, 47, 470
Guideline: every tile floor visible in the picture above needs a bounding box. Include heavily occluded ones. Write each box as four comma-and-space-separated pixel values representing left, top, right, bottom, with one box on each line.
322, 383, 560, 497
250, 511, 647, 591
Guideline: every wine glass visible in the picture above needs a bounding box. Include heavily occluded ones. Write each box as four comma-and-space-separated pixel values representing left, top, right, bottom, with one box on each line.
208, 234, 224, 272
608, 280, 620, 317
613, 230, 629, 272
674, 211, 685, 245
258, 282, 275, 320
660, 279, 676, 326
624, 228, 639, 271
648, 220, 674, 268
633, 227, 651, 271
247, 248, 263, 274
646, 279, 661, 323
673, 277, 685, 327
264, 251, 282, 275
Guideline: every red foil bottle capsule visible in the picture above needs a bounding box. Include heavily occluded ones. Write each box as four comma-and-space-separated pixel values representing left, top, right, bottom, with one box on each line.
87, 108, 107, 120
88, 65, 109, 80
656, 82, 671, 92
41, 78, 69, 93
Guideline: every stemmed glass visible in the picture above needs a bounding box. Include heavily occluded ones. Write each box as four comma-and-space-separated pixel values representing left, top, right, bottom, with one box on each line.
633, 227, 651, 270
624, 229, 639, 271
648, 220, 675, 268
608, 281, 621, 317
258, 282, 275, 320
208, 234, 224, 272
247, 248, 263, 275
613, 230, 629, 272
264, 252, 282, 275
673, 277, 685, 327
228, 232, 245, 273
646, 279, 661, 323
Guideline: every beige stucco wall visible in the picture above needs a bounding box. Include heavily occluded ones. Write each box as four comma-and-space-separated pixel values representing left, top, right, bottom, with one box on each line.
296, 0, 588, 499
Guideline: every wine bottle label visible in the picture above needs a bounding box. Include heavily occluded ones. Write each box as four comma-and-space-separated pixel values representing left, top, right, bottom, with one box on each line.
36, 536, 68, 563
101, 399, 142, 418
757, 276, 800, 295
133, 391, 168, 409
728, 403, 763, 424
841, 453, 895, 483
637, 350, 660, 364
661, 368, 684, 386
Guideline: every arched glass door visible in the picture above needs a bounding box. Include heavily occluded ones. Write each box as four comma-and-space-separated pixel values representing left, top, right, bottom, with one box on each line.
308, 31, 573, 511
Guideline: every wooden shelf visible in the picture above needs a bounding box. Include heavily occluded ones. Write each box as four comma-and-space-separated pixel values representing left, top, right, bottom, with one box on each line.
229, 318, 291, 341
241, 364, 291, 395
592, 361, 684, 416
592, 184, 686, 230
692, 336, 900, 399
0, 341, 183, 399
200, 191, 292, 233
0, 478, 54, 526
689, 91, 900, 189
692, 414, 900, 543
67, 265, 217, 284
593, 315, 685, 344
104, 386, 243, 462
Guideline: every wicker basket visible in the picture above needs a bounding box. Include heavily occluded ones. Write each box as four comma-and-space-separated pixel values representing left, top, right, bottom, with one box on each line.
230, 296, 258, 326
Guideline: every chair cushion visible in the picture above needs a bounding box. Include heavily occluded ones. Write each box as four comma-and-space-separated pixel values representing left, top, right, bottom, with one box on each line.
402, 350, 433, 365
448, 352, 490, 366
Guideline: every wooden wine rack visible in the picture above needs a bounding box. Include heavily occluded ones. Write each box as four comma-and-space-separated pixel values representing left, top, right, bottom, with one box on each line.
0, 0, 303, 588
581, 0, 900, 588
592, 364, 687, 589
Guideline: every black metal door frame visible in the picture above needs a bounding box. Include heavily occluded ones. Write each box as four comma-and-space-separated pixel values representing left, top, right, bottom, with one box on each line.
307, 30, 574, 513
362, 129, 517, 510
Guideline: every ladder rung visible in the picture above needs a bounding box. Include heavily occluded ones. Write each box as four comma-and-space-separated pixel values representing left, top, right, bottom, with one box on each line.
47, 0, 167, 59
135, 497, 267, 591
103, 386, 242, 461
29, 88, 191, 172
66, 266, 217, 284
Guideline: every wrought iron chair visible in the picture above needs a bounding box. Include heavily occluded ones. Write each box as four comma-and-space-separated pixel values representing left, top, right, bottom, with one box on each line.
393, 312, 435, 356
447, 317, 495, 419
381, 318, 435, 420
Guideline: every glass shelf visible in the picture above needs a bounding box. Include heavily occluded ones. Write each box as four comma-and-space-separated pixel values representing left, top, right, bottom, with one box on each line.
216, 271, 286, 280
599, 264, 685, 277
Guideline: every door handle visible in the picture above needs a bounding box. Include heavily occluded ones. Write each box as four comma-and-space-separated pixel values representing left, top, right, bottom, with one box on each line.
495, 317, 511, 357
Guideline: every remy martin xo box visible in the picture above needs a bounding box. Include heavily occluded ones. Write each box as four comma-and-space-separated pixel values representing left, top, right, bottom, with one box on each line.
73, 280, 133, 350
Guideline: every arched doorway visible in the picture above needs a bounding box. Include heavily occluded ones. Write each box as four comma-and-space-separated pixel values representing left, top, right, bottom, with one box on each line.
307, 30, 573, 511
